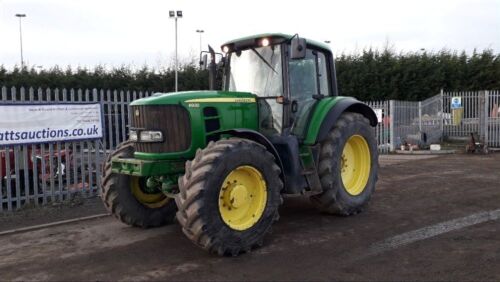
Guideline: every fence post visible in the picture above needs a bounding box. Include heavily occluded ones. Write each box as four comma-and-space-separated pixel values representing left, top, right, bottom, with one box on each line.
389, 100, 395, 152
479, 91, 486, 146
418, 101, 422, 133
484, 90, 490, 148
440, 89, 444, 142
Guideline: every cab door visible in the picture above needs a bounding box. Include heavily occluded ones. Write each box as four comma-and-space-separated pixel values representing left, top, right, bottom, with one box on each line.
287, 48, 331, 139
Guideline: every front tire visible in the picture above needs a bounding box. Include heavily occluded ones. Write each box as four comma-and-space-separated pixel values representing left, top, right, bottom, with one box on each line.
176, 138, 283, 256
101, 141, 177, 227
311, 112, 378, 215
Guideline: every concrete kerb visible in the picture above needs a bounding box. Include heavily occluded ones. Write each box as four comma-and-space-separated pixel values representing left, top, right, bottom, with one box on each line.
394, 150, 456, 155
0, 213, 110, 237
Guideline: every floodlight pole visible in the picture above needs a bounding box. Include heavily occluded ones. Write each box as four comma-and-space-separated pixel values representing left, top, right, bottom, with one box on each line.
170, 10, 182, 92
15, 14, 26, 69
175, 16, 178, 92
196, 29, 204, 55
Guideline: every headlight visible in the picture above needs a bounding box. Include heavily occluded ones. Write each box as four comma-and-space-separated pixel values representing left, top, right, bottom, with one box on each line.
140, 131, 163, 142
129, 130, 138, 141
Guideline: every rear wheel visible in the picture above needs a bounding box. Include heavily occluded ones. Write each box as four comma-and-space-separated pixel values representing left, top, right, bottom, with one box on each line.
311, 112, 378, 215
176, 138, 283, 256
101, 141, 176, 227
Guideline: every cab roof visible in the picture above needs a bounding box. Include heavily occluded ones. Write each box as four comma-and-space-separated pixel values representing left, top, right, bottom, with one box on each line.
221, 33, 331, 53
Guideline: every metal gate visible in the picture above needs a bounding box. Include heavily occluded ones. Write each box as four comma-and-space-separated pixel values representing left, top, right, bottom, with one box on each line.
443, 90, 500, 148
365, 100, 391, 154
487, 90, 500, 148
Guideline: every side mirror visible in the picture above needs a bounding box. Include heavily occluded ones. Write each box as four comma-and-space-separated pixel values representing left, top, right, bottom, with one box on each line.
200, 54, 208, 70
290, 37, 306, 60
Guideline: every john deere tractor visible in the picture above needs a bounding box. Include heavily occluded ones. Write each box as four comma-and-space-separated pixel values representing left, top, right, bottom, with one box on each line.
102, 33, 378, 256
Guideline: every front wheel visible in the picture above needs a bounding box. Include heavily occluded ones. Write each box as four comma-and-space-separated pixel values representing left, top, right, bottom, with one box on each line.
176, 138, 283, 256
101, 141, 176, 227
311, 112, 378, 215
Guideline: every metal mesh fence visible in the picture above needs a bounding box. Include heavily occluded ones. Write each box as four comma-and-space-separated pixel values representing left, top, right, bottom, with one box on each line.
420, 94, 443, 145
389, 94, 444, 150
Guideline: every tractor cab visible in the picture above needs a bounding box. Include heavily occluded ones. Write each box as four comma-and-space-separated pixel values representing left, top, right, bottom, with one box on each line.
206, 33, 338, 140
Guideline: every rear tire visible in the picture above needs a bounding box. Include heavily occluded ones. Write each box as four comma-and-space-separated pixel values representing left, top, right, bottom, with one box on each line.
176, 138, 283, 256
311, 112, 378, 215
101, 141, 177, 227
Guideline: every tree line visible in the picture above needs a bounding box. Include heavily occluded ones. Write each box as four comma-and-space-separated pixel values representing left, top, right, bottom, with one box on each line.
335, 48, 500, 101
0, 64, 209, 94
1, 48, 499, 101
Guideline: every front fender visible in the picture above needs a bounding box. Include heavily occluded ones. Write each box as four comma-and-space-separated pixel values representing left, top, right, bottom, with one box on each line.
220, 129, 285, 188
304, 97, 377, 145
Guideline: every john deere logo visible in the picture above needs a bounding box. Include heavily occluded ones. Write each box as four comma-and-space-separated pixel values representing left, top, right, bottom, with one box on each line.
185, 97, 256, 103
234, 98, 254, 103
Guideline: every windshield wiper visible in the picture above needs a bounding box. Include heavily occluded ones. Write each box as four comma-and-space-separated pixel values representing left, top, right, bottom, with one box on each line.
250, 48, 277, 74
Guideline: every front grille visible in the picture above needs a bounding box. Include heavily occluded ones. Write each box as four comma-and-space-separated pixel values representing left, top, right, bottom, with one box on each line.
131, 105, 191, 153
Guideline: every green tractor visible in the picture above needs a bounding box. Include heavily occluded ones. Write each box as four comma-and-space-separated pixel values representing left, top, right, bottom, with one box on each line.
102, 33, 378, 256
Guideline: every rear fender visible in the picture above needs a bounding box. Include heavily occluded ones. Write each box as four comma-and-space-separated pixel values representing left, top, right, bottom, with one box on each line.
304, 97, 377, 145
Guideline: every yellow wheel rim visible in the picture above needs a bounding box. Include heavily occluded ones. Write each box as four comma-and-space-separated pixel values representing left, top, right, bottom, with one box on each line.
341, 135, 371, 196
218, 166, 267, 231
130, 176, 169, 209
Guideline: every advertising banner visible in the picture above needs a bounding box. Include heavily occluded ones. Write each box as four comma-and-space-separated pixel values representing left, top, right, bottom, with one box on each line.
0, 103, 103, 146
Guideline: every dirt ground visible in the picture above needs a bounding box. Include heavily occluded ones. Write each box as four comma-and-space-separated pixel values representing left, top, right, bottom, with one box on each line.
0, 194, 107, 232
0, 153, 499, 281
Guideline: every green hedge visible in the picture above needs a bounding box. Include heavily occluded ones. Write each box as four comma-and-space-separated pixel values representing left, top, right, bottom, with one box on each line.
0, 64, 209, 93
336, 49, 500, 101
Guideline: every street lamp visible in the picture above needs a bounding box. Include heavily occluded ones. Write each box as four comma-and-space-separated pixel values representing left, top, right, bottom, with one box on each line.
196, 29, 204, 55
15, 13, 26, 69
169, 10, 182, 92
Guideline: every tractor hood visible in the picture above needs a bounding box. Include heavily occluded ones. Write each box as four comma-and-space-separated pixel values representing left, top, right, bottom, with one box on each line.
130, 91, 257, 106
128, 90, 260, 161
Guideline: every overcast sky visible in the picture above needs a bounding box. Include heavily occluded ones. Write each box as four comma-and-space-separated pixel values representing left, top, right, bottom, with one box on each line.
0, 0, 499, 69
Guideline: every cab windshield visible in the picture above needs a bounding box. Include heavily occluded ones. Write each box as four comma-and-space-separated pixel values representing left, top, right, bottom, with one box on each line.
226, 45, 283, 97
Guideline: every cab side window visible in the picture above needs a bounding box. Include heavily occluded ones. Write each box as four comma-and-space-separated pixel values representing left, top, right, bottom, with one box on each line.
289, 49, 317, 101
288, 48, 331, 137
317, 52, 330, 96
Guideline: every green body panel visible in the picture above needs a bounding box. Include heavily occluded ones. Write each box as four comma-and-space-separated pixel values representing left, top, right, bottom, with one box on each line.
303, 96, 348, 145
131, 91, 259, 161
111, 157, 185, 176
222, 33, 331, 52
